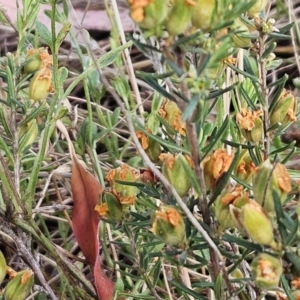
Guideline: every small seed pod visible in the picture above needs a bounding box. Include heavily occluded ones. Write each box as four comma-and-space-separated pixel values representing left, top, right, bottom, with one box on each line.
241, 201, 276, 247
151, 205, 186, 246
203, 149, 234, 191
236, 108, 263, 143
230, 18, 252, 48
0, 251, 6, 285
270, 89, 297, 128
252, 159, 291, 212
166, 0, 195, 38
248, 0, 268, 18
4, 269, 34, 300
106, 164, 140, 205
159, 100, 186, 136
191, 0, 216, 32
29, 67, 53, 101
24, 48, 42, 73
251, 253, 282, 290
159, 153, 192, 197
95, 192, 124, 222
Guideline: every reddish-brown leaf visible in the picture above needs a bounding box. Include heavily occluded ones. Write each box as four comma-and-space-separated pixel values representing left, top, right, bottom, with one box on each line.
71, 152, 114, 300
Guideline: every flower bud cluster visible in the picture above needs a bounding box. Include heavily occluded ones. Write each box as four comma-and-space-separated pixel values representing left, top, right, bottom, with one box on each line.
25, 48, 53, 101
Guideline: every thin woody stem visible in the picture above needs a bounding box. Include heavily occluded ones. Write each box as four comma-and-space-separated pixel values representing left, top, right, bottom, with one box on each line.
257, 29, 270, 159
174, 48, 236, 295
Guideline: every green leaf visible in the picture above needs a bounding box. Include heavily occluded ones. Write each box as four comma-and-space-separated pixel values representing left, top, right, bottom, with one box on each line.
214, 274, 223, 300
171, 280, 207, 300
227, 63, 259, 82
138, 76, 176, 101
207, 83, 238, 100
268, 32, 291, 40
55, 21, 71, 49
0, 135, 14, 164
97, 41, 133, 68
268, 74, 288, 112
262, 42, 277, 59
36, 21, 52, 47
280, 275, 294, 300
222, 139, 254, 150
182, 95, 200, 121
273, 190, 288, 244
63, 42, 133, 98
223, 234, 263, 251
201, 116, 230, 159
19, 102, 47, 126
152, 259, 162, 287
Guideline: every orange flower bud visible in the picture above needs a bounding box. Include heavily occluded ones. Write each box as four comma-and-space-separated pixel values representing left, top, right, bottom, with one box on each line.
24, 48, 53, 74
159, 100, 186, 136
236, 108, 263, 142
106, 164, 140, 205
136, 131, 161, 163
251, 253, 282, 289
24, 48, 41, 73
203, 149, 234, 191
128, 0, 168, 30
234, 150, 257, 183
95, 192, 124, 221
215, 185, 250, 230
151, 205, 186, 246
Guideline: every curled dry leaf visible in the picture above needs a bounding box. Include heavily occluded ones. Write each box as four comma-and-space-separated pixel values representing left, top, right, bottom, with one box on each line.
56, 120, 114, 300
71, 148, 114, 300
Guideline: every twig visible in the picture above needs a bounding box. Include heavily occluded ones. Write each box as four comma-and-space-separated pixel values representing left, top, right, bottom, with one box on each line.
257, 22, 270, 158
